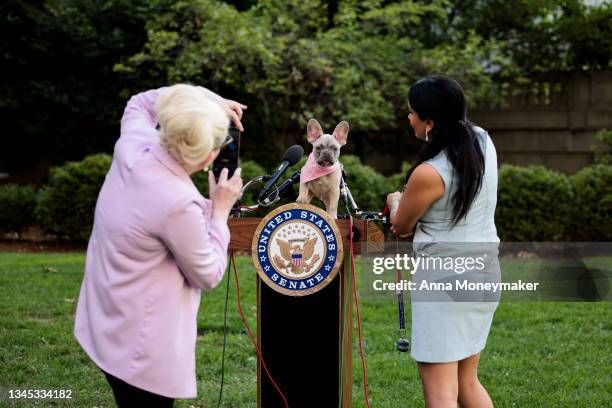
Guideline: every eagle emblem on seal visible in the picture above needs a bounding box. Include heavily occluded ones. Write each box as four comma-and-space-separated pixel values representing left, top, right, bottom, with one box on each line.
272, 237, 321, 275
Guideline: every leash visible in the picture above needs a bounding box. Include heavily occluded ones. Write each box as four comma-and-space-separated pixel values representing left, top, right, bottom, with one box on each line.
395, 237, 410, 352
383, 205, 410, 352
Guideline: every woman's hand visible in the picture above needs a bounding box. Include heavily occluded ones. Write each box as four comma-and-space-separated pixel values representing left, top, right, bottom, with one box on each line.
220, 99, 247, 131
208, 168, 243, 220
198, 87, 248, 131
387, 191, 414, 237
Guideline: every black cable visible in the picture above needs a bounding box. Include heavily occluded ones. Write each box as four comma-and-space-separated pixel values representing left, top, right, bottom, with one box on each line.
216, 255, 233, 408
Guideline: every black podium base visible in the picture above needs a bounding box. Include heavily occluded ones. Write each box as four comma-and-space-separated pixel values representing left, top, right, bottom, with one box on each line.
259, 273, 341, 407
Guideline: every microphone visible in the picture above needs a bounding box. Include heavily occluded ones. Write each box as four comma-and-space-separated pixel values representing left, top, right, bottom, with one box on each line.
261, 171, 301, 204
258, 145, 304, 203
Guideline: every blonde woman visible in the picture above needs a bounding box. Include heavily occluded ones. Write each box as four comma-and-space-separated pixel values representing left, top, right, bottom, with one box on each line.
74, 84, 246, 406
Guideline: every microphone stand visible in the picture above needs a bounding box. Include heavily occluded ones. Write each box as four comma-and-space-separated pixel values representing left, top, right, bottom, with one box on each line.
339, 166, 386, 222
230, 200, 243, 218
230, 172, 300, 218
230, 175, 267, 218
259, 171, 301, 205
340, 169, 359, 214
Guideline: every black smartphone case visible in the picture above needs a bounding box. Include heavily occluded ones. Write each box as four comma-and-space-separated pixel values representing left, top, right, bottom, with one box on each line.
213, 127, 240, 179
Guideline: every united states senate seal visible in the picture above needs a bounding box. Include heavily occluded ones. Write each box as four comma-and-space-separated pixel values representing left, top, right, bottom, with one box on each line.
251, 203, 344, 296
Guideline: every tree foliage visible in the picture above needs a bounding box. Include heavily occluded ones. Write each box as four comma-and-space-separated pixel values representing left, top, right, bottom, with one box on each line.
2, 0, 611, 173
114, 0, 515, 162
1, 0, 150, 172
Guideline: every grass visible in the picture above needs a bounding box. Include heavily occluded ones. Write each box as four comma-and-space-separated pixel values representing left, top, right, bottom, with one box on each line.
0, 252, 610, 407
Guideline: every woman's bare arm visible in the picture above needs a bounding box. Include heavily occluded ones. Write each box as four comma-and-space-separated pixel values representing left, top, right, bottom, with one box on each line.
389, 164, 445, 235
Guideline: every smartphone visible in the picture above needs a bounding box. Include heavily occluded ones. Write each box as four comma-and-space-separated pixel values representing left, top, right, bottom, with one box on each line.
213, 126, 240, 179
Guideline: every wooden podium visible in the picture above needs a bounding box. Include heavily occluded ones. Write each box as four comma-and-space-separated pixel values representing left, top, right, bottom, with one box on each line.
228, 217, 384, 408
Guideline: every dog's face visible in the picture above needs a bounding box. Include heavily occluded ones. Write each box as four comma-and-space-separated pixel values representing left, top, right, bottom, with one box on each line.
306, 119, 349, 167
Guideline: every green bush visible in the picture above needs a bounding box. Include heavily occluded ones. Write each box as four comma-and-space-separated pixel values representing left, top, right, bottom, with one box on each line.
496, 165, 574, 241
570, 164, 612, 241
31, 151, 610, 242
338, 155, 389, 212
387, 162, 413, 192
237, 160, 268, 204
36, 154, 111, 241
0, 184, 38, 235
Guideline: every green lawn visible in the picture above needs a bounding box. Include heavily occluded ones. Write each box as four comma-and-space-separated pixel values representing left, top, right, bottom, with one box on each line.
0, 252, 610, 407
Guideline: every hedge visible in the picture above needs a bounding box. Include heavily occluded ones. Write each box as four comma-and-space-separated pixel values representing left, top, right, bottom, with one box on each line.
36, 154, 112, 241
1, 153, 608, 242
496, 165, 574, 241
0, 184, 38, 235
570, 164, 612, 241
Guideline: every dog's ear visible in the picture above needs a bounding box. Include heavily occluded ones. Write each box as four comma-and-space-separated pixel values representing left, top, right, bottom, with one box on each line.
332, 121, 349, 145
307, 119, 323, 143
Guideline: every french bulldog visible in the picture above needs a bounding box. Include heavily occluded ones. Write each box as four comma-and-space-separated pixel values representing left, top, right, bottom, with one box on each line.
296, 119, 349, 219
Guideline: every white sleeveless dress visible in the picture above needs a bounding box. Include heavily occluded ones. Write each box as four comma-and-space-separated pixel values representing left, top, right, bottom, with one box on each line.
410, 127, 500, 363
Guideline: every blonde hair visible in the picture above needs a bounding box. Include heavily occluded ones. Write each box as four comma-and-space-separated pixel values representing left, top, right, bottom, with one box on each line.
156, 84, 229, 166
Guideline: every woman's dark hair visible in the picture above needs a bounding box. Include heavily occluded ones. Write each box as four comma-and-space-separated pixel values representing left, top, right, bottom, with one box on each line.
405, 75, 484, 227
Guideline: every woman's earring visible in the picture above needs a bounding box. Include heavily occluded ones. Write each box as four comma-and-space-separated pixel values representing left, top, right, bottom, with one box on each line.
204, 166, 209, 172
425, 129, 430, 142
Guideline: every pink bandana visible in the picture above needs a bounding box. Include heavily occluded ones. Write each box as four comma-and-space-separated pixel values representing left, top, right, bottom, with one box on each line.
300, 153, 340, 184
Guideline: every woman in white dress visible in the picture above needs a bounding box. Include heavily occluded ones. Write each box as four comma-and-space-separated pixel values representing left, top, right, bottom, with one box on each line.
387, 75, 499, 408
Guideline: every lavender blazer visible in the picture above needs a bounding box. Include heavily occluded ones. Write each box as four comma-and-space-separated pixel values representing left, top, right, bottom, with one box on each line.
74, 88, 229, 398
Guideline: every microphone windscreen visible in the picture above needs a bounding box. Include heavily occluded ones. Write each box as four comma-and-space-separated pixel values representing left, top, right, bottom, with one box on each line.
282, 145, 304, 166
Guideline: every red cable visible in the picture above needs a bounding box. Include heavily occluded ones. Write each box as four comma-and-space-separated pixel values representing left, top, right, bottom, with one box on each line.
348, 216, 372, 408
230, 252, 290, 408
